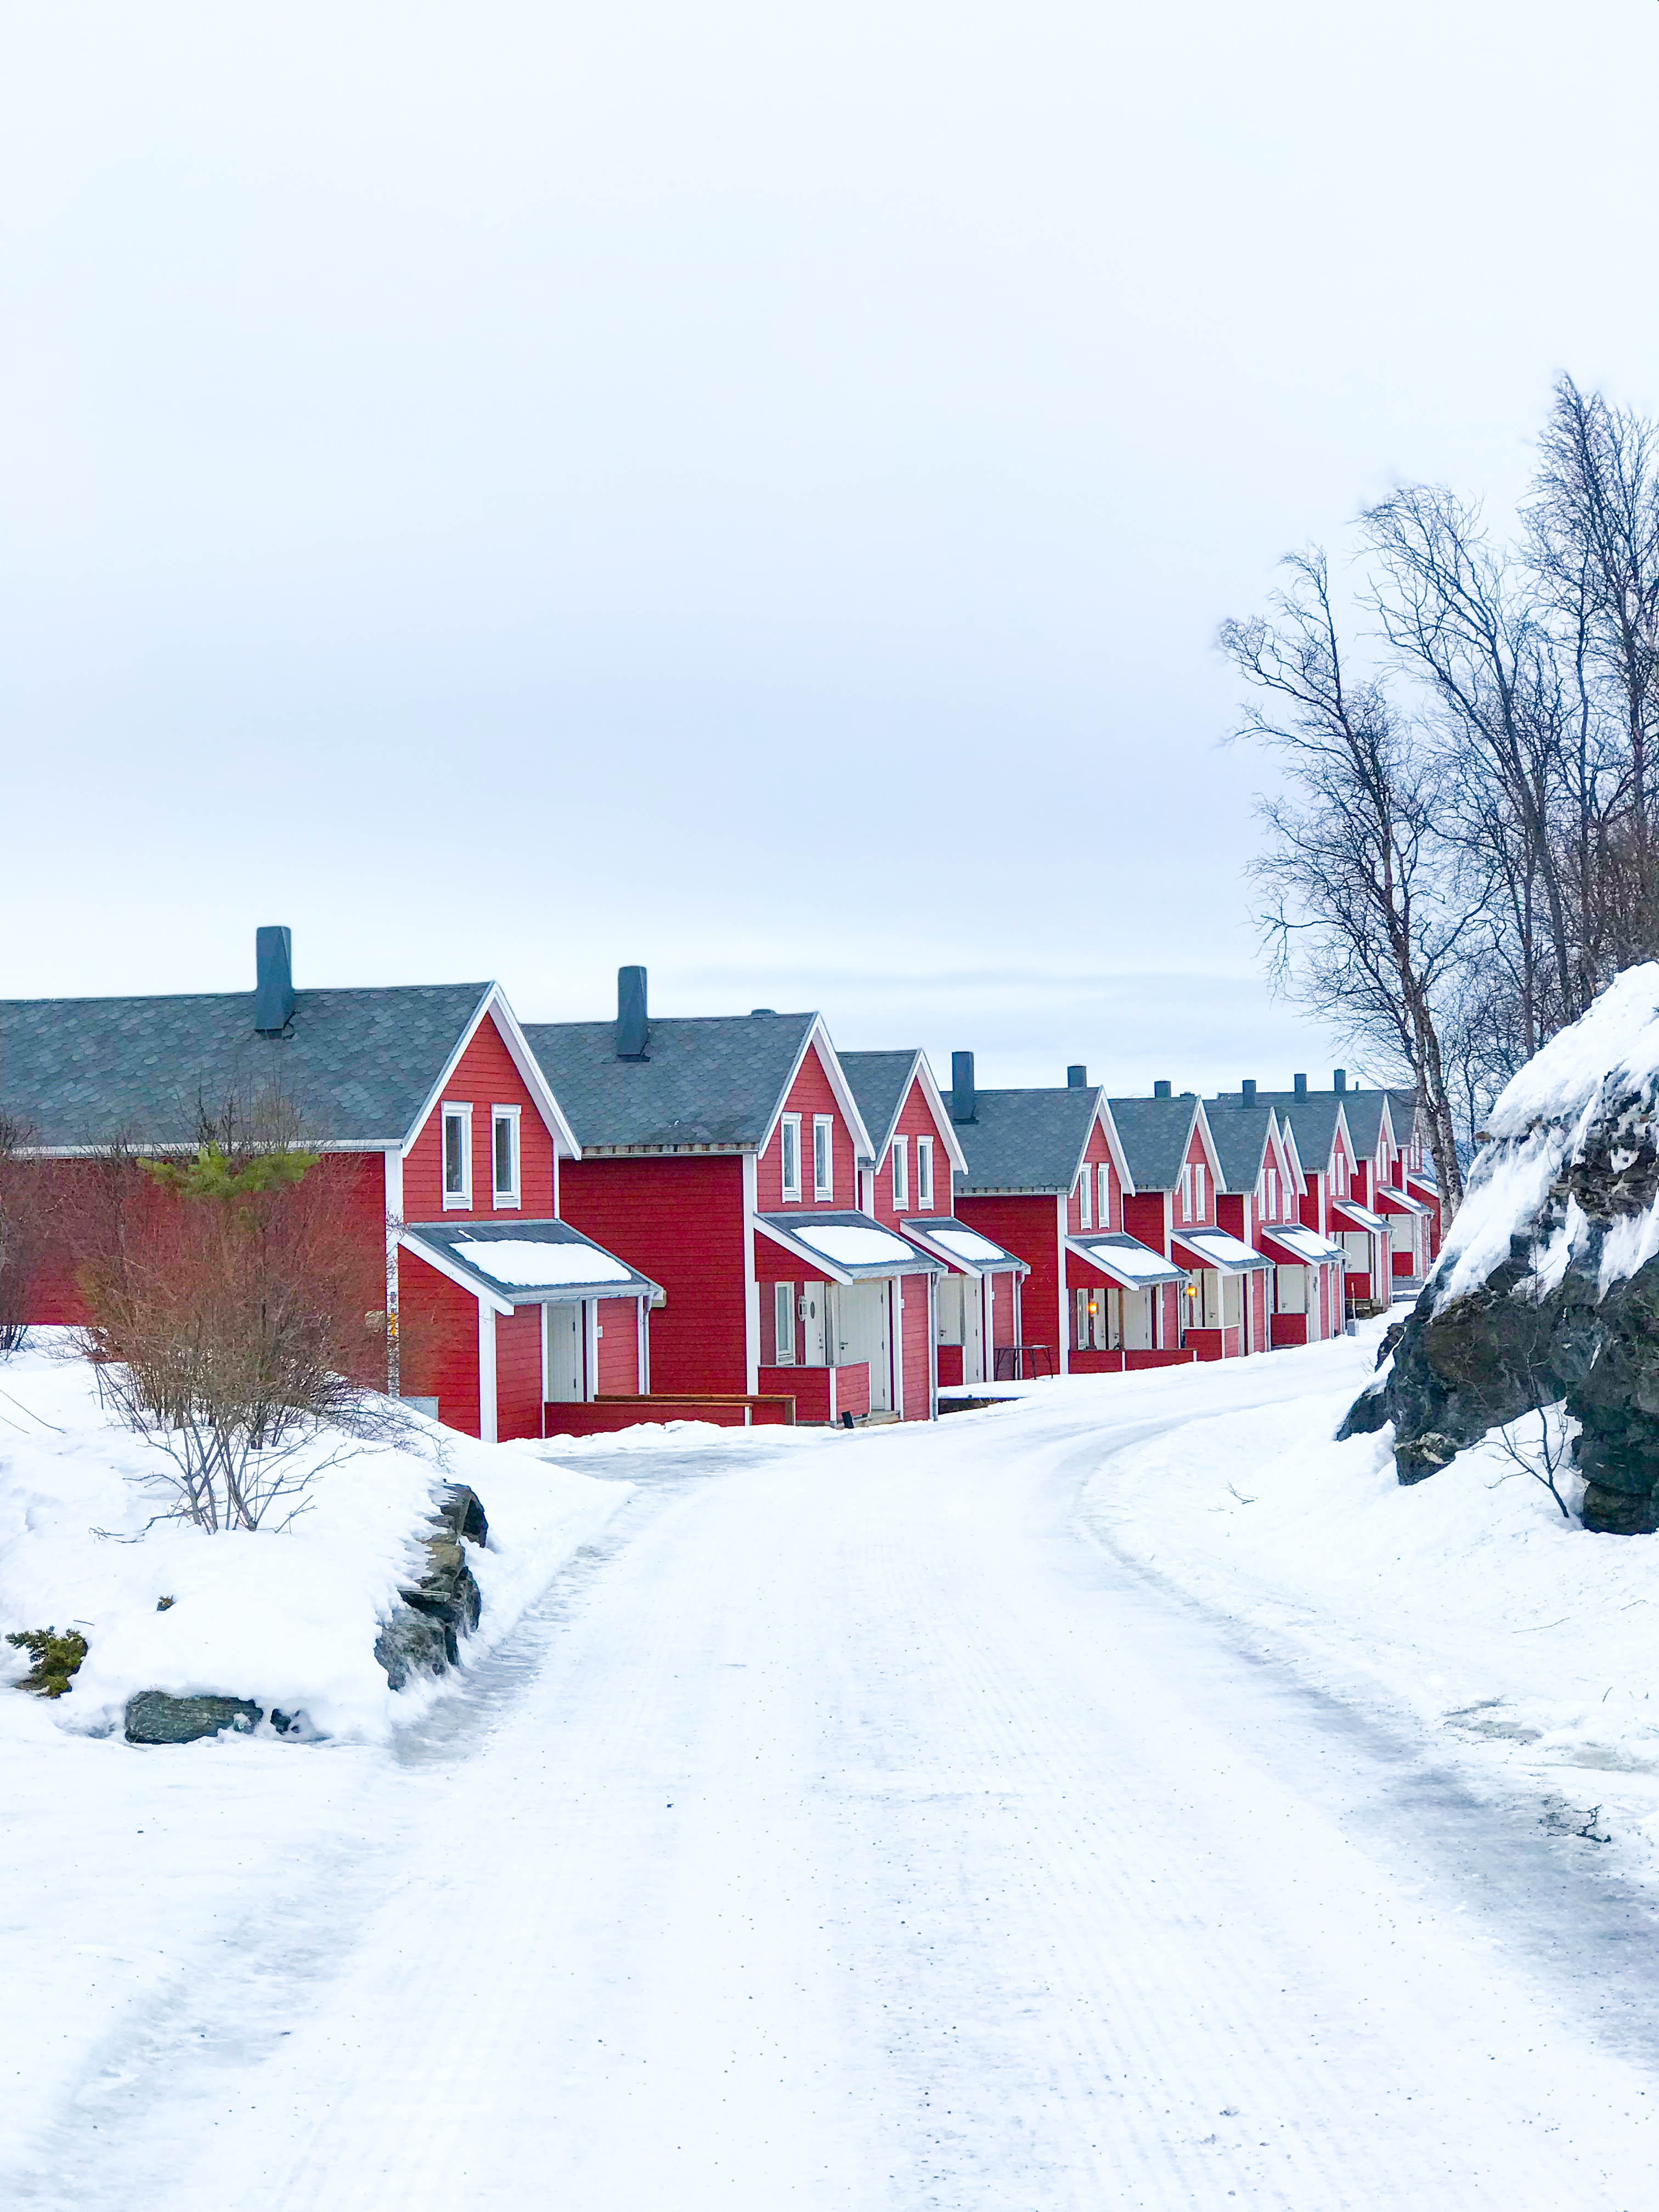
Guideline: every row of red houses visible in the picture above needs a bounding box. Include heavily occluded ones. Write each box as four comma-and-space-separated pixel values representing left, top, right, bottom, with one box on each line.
0, 933, 1441, 1441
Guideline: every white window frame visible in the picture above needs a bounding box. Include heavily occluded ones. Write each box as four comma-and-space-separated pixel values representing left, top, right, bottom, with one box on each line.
916, 1136, 934, 1210
891, 1135, 909, 1211
1078, 1164, 1092, 1228
1193, 1162, 1206, 1218
780, 1114, 803, 1203
441, 1102, 473, 1210
491, 1105, 522, 1210
1097, 1161, 1110, 1228
812, 1115, 834, 1201
774, 1280, 796, 1364
1180, 1163, 1192, 1221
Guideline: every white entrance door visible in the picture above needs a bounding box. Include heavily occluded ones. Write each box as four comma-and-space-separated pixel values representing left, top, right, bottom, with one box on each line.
544, 1301, 584, 1402
836, 1278, 893, 1412
800, 1282, 828, 1366
963, 1274, 985, 1384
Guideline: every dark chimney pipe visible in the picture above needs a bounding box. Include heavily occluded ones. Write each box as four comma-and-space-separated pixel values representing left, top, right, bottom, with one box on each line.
1333, 1068, 1347, 1093
951, 1050, 976, 1124
253, 926, 295, 1035
617, 965, 649, 1060
1294, 1072, 1308, 1100
1067, 1064, 1087, 1088
1153, 1079, 1171, 1099
1242, 1078, 1256, 1105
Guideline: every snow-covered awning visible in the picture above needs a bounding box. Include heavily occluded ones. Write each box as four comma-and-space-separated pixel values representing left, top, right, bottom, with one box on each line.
900, 1218, 1029, 1276
1375, 1186, 1431, 1216
1065, 1233, 1183, 1289
1331, 1200, 1389, 1235
1171, 1228, 1269, 1275
1258, 1223, 1345, 1268
755, 1210, 945, 1282
401, 1220, 661, 1312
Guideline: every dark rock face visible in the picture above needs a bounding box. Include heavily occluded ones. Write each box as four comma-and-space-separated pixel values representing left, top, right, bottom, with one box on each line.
374, 1484, 489, 1690
125, 1691, 261, 1743
1343, 984, 1659, 1529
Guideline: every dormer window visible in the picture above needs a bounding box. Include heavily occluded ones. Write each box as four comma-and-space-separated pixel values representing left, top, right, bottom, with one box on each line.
781, 1114, 803, 1203
442, 1103, 472, 1209
492, 1106, 521, 1209
813, 1115, 834, 1201
916, 1137, 934, 1210
892, 1135, 909, 1211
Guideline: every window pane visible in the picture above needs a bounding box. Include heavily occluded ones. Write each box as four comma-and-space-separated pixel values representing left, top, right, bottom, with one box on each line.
918, 1139, 932, 1205
444, 1115, 464, 1193
495, 1116, 514, 1192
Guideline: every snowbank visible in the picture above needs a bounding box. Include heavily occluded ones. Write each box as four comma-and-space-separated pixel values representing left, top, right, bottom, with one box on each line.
1093, 1332, 1659, 1865
0, 1339, 630, 1742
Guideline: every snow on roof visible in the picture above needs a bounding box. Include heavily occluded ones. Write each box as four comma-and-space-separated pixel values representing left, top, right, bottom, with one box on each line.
1172, 1227, 1268, 1273
450, 1238, 634, 1288
786, 1222, 918, 1267
1067, 1233, 1183, 1287
1374, 1187, 1431, 1216
1259, 1224, 1344, 1267
927, 1226, 1010, 1263
1331, 1200, 1389, 1235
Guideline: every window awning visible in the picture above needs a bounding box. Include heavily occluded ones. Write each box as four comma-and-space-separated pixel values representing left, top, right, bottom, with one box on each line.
755, 1210, 945, 1282
900, 1218, 1029, 1277
1066, 1233, 1184, 1289
1331, 1200, 1389, 1235
1172, 1227, 1269, 1274
1258, 1224, 1345, 1268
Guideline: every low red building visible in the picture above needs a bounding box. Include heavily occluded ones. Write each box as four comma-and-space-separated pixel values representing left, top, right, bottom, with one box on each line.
0, 928, 655, 1441
1205, 1084, 1344, 1347
1107, 1086, 1267, 1360
947, 1056, 1181, 1376
838, 1048, 1025, 1389
525, 970, 943, 1423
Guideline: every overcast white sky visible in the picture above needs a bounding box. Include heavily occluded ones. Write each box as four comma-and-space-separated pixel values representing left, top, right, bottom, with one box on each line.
4, 2, 1657, 1096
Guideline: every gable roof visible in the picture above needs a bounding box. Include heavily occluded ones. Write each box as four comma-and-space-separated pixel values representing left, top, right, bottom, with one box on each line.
839, 1049, 971, 1176
1202, 1096, 1280, 1195
1337, 1087, 1394, 1158
1106, 1094, 1210, 1195
1217, 1090, 1347, 1176
951, 1085, 1116, 1197
523, 1010, 843, 1152
1, 982, 498, 1152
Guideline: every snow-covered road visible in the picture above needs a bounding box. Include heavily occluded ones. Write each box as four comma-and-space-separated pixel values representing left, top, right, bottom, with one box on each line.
14, 1355, 1659, 2208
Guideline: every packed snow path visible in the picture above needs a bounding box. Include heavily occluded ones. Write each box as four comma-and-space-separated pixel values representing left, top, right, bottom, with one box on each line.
15, 1358, 1659, 2208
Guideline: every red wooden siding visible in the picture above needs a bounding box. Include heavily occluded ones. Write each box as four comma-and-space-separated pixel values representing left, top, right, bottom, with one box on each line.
558, 1154, 748, 1395
1065, 1118, 1121, 1235
957, 1193, 1064, 1372
596, 1297, 640, 1393
1122, 1189, 1169, 1257
755, 1042, 857, 1213
867, 1075, 955, 1229
496, 1305, 543, 1440
399, 1250, 481, 1437
900, 1271, 931, 1420
403, 1011, 555, 1223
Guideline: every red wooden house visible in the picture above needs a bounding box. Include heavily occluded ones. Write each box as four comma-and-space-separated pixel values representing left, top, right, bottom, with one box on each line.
1386, 1087, 1442, 1273
1109, 1085, 1267, 1360
0, 927, 656, 1442
1205, 1084, 1344, 1347
948, 1056, 1182, 1376
525, 969, 944, 1424
838, 1049, 1025, 1389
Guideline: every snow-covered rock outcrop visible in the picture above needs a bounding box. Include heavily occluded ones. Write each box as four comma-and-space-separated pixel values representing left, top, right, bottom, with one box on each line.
1344, 963, 1659, 1531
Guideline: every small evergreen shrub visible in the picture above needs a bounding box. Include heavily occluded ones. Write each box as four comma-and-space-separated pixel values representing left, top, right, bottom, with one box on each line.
5, 1627, 89, 1697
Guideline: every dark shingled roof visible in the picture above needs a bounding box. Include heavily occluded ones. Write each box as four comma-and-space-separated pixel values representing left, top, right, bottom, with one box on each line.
1217, 1090, 1343, 1174
523, 1012, 817, 1150
1105, 1095, 1200, 1195
838, 1050, 922, 1161
952, 1086, 1101, 1195
1336, 1087, 1391, 1156
1201, 1097, 1276, 1194
0, 983, 493, 1149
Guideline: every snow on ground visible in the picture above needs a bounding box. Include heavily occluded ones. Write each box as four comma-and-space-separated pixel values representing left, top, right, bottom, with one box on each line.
8, 1329, 1659, 2204
1088, 1323, 1659, 1880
